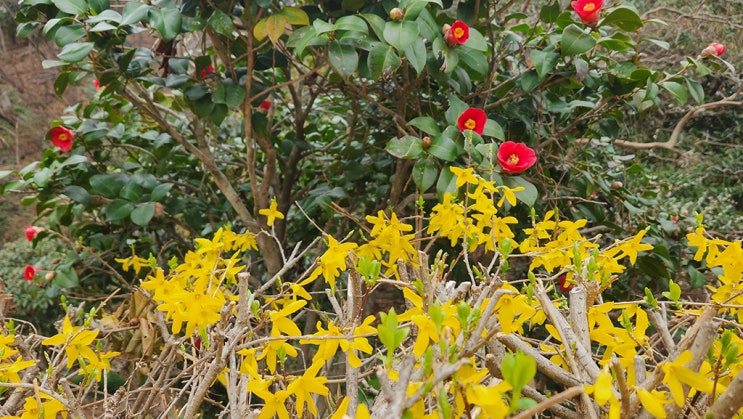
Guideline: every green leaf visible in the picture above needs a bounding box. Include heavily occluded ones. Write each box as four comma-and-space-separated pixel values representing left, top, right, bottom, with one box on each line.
88, 0, 108, 14
520, 70, 539, 92
52, 0, 87, 15
53, 72, 69, 96
644, 288, 658, 308
660, 81, 687, 105
413, 157, 438, 192
687, 265, 707, 289
503, 176, 538, 207
328, 41, 358, 79
560, 24, 596, 56
105, 199, 134, 221
367, 42, 401, 80
207, 9, 234, 37
383, 21, 419, 51
148, 7, 182, 41
457, 46, 488, 76
151, 183, 173, 201
464, 26, 488, 52
53, 24, 85, 46
57, 42, 94, 62
213, 79, 246, 108
407, 116, 440, 136
428, 133, 458, 161
685, 79, 704, 104
90, 173, 128, 199
131, 203, 156, 226
483, 120, 505, 140
386, 136, 423, 159
436, 166, 458, 200
403, 38, 426, 74
119, 182, 144, 201
334, 15, 367, 33
602, 7, 643, 32
121, 2, 149, 26
360, 13, 386, 40
540, 2, 560, 23
61, 185, 91, 206
279, 6, 309, 25
530, 49, 559, 81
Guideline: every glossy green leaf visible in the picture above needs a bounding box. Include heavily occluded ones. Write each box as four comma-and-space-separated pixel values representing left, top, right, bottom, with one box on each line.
119, 182, 144, 201
383, 21, 419, 51
386, 136, 423, 159
540, 2, 560, 23
151, 183, 173, 201
131, 203, 156, 226
436, 166, 458, 200
685, 79, 704, 104
660, 81, 687, 105
61, 185, 91, 206
121, 2, 149, 26
407, 116, 440, 136
148, 7, 182, 41
207, 8, 234, 37
367, 42, 401, 80
403, 38, 426, 75
428, 133, 458, 161
413, 157, 438, 192
530, 49, 559, 81
465, 26, 488, 52
57, 42, 94, 62
90, 173, 128, 199
213, 79, 246, 109
483, 120, 505, 140
334, 15, 367, 33
52, 0, 87, 15
560, 24, 596, 56
328, 41, 358, 79
458, 46, 488, 77
52, 24, 85, 46
360, 13, 386, 40
88, 0, 108, 13
602, 7, 643, 32
105, 199, 134, 221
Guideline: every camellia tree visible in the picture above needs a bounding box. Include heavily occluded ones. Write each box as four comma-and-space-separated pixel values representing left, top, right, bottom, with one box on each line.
1, 0, 742, 417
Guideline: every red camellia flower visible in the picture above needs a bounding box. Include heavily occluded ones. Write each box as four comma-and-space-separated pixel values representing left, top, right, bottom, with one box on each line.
199, 64, 214, 80
457, 108, 487, 135
93, 79, 101, 90
24, 265, 40, 281
25, 226, 42, 241
558, 275, 575, 293
49, 126, 74, 152
570, 0, 603, 25
259, 100, 272, 111
444, 20, 469, 46
701, 42, 726, 58
497, 141, 537, 174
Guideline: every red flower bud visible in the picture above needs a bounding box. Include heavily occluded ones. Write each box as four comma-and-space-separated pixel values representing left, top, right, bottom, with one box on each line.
199, 64, 214, 80
48, 126, 74, 152
457, 108, 487, 135
24, 265, 41, 281
25, 226, 42, 241
258, 100, 272, 111
153, 202, 164, 218
700, 42, 726, 58
497, 141, 537, 174
444, 20, 469, 46
93, 79, 101, 90
571, 0, 603, 26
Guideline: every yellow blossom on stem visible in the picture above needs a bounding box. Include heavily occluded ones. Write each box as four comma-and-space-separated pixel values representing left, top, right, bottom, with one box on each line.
306, 235, 357, 291
259, 197, 285, 227
286, 361, 329, 418
42, 315, 99, 368
661, 350, 715, 407
637, 388, 670, 418
248, 377, 291, 419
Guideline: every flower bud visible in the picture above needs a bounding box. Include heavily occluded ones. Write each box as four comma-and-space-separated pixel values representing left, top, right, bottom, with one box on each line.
700, 42, 726, 58
421, 136, 431, 150
611, 181, 623, 190
153, 202, 164, 218
389, 7, 404, 21
45, 271, 56, 281
441, 24, 451, 35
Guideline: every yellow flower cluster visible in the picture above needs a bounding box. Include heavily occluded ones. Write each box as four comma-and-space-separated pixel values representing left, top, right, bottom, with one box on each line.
0, 332, 35, 389
139, 226, 256, 335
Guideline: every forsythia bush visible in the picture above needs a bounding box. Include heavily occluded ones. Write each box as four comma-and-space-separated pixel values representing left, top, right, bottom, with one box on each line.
3, 169, 743, 418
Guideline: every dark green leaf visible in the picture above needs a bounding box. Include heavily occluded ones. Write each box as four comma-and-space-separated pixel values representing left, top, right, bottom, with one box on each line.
61, 185, 91, 206
148, 7, 182, 41
213, 79, 246, 108
334, 15, 367, 33
88, 0, 108, 13
685, 79, 704, 104
436, 166, 458, 200
90, 173, 128, 199
530, 49, 559, 81
383, 21, 419, 51
428, 133, 458, 161
465, 26, 488, 52
119, 182, 144, 201
57, 42, 94, 62
52, 0, 87, 15
412, 157, 438, 192
483, 120, 505, 140
131, 203, 156, 226
151, 183, 173, 201
105, 199, 134, 221
328, 41, 358, 79
53, 24, 85, 46
407, 116, 440, 136
503, 176, 538, 207
53, 72, 69, 96
540, 2, 560, 23
367, 42, 401, 80
403, 38, 426, 74
660, 81, 687, 105
360, 13, 386, 40
121, 1, 149, 26
457, 46, 488, 76
602, 7, 643, 32
560, 24, 596, 56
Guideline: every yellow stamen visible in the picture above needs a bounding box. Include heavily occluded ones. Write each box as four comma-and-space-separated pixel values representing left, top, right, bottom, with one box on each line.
583, 2, 596, 11
58, 134, 68, 141
464, 119, 476, 130
454, 27, 465, 38
507, 154, 519, 165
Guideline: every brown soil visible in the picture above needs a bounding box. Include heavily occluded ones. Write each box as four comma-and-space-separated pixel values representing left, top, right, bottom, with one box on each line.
0, 35, 82, 243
